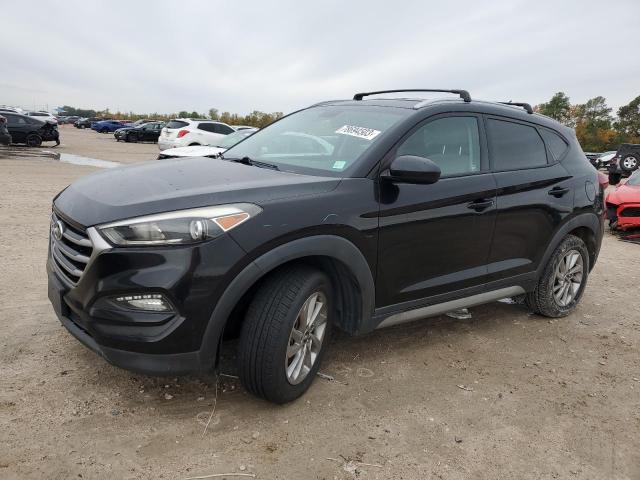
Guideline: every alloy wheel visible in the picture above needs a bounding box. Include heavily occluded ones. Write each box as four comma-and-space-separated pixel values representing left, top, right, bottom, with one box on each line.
622, 156, 638, 170
285, 291, 328, 385
553, 249, 584, 307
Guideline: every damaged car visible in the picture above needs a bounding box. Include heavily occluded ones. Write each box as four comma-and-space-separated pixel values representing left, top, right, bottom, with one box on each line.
0, 115, 11, 145
48, 89, 604, 404
3, 112, 59, 147
606, 170, 640, 230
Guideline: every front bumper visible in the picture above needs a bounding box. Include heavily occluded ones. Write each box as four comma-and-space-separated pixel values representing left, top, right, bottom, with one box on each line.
617, 203, 640, 230
47, 217, 249, 375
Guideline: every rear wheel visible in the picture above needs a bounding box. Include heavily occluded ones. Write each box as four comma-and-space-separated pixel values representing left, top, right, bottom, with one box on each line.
100, 128, 108, 134
238, 265, 332, 404
25, 133, 42, 147
526, 235, 589, 318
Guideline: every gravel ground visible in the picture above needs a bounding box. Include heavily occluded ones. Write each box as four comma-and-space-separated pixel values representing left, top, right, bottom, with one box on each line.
1, 128, 639, 479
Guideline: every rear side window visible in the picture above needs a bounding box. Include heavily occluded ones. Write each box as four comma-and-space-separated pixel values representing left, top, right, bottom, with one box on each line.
197, 123, 216, 133
488, 119, 547, 170
540, 129, 569, 161
166, 120, 188, 129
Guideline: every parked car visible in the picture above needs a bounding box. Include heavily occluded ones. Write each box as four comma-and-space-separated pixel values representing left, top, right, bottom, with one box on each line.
605, 170, 640, 230
157, 119, 235, 150
47, 88, 604, 404
75, 117, 103, 129
157, 128, 257, 159
607, 143, 640, 184
92, 120, 127, 133
584, 152, 601, 167
0, 115, 11, 145
593, 151, 616, 169
3, 112, 59, 146
26, 111, 58, 124
115, 121, 165, 143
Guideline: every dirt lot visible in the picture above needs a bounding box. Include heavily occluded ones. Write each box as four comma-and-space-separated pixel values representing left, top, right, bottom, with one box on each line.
1, 128, 639, 479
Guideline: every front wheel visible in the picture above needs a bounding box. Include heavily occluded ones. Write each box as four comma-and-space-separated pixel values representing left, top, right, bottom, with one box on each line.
238, 266, 332, 404
526, 235, 589, 318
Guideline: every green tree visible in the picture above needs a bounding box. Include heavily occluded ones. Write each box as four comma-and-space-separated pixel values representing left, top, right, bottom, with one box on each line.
614, 95, 640, 140
536, 92, 571, 124
208, 108, 219, 120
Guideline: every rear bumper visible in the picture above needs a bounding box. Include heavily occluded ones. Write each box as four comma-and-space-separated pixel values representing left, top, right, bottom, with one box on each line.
158, 138, 180, 150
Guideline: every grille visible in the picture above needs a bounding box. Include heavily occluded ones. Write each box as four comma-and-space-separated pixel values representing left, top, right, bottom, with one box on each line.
50, 212, 93, 285
620, 207, 640, 218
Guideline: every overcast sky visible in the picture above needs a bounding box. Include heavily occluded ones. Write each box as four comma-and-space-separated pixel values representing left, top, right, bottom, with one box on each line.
2, 0, 639, 116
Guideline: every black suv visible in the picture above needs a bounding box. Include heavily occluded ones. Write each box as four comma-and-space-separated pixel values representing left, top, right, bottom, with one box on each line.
47, 89, 604, 403
608, 143, 640, 184
3, 112, 59, 147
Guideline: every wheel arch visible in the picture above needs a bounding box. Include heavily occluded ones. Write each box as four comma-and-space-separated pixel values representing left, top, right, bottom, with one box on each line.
537, 212, 602, 278
197, 235, 375, 371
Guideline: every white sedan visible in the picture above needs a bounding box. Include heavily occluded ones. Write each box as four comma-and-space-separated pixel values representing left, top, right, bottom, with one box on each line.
157, 128, 257, 159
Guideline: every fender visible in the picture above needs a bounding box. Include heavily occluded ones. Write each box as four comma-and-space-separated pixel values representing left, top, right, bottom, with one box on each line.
197, 235, 375, 370
536, 212, 602, 278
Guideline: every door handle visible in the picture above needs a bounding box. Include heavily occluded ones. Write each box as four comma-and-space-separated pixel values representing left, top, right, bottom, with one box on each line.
548, 186, 570, 197
467, 199, 494, 211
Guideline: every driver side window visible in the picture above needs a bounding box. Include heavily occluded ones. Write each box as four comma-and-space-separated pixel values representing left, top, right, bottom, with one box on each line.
397, 116, 480, 176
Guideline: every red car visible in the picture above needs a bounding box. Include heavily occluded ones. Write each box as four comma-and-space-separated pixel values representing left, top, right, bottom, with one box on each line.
606, 170, 640, 230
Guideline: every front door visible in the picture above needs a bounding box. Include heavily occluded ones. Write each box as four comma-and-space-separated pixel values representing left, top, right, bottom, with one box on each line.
376, 114, 497, 308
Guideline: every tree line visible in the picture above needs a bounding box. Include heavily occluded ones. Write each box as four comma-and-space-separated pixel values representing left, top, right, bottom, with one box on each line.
59, 105, 284, 129
535, 93, 640, 152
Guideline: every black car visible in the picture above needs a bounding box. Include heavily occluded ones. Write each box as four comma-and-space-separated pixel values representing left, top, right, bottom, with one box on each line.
114, 121, 165, 143
0, 115, 11, 145
75, 117, 104, 129
607, 143, 640, 184
47, 89, 604, 404
4, 112, 59, 146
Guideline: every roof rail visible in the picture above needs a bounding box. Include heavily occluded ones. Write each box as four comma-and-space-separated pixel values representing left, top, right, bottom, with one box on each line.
353, 89, 471, 102
498, 102, 534, 114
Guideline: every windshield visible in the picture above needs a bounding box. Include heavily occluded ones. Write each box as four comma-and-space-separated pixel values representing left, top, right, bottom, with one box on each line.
216, 130, 255, 148
223, 105, 410, 176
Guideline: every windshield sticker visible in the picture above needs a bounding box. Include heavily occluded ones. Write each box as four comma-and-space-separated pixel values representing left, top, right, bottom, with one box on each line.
335, 125, 381, 141
332, 161, 346, 170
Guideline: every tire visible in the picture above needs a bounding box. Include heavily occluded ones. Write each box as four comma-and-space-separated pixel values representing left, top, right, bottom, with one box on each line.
608, 172, 621, 185
25, 133, 42, 147
526, 235, 589, 318
100, 128, 108, 134
620, 154, 639, 173
238, 265, 333, 404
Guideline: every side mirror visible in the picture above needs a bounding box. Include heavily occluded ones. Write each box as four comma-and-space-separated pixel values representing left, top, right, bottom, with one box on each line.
386, 155, 441, 184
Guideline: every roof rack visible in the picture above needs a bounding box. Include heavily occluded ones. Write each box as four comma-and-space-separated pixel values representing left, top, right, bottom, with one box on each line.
353, 89, 471, 102
498, 102, 533, 114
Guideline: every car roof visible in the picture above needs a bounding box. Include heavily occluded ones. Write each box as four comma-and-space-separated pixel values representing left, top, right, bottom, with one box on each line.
314, 96, 572, 135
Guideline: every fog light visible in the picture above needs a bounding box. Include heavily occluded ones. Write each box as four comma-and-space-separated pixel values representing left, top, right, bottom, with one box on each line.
114, 293, 172, 312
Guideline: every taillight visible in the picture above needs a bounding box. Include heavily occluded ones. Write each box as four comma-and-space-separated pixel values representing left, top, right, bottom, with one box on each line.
177, 129, 189, 138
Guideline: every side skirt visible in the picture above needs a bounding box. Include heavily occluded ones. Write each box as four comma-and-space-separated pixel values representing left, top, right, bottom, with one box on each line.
375, 286, 525, 329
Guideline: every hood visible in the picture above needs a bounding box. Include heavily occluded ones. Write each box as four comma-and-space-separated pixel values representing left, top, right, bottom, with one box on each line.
54, 157, 340, 226
163, 145, 225, 157
607, 182, 640, 205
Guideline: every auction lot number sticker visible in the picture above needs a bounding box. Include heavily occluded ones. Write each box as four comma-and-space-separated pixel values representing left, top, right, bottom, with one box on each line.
335, 125, 381, 140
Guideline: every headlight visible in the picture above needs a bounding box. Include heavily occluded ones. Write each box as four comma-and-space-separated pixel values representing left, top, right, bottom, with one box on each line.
98, 203, 261, 246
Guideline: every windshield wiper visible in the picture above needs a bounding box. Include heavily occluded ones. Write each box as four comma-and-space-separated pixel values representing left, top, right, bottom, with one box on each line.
222, 155, 279, 170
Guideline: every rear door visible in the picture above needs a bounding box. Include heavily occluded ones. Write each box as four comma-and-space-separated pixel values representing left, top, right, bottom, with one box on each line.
485, 117, 573, 282
4, 114, 30, 142
376, 113, 497, 307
